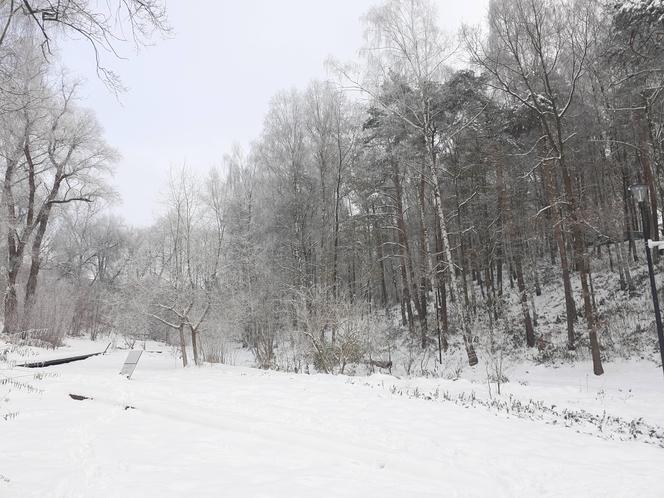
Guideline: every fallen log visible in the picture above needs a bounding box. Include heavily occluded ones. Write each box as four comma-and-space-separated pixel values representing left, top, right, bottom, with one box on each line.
17, 343, 111, 368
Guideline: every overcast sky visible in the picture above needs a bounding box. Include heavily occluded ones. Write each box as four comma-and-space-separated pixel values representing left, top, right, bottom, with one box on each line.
61, 0, 489, 226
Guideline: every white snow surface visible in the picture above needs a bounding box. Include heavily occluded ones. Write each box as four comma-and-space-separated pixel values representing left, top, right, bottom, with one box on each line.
2, 339, 664, 497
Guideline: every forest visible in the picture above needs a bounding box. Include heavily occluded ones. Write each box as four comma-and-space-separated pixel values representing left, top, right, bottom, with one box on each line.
2, 0, 664, 380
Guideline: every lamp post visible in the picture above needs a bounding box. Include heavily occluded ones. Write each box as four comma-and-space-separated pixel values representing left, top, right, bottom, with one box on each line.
630, 184, 664, 376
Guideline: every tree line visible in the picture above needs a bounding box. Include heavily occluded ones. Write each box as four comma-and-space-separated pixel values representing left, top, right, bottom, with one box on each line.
2, 0, 662, 376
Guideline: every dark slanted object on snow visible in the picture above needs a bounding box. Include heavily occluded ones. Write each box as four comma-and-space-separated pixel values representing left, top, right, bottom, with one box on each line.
69, 393, 92, 401
18, 343, 111, 368
69, 393, 135, 410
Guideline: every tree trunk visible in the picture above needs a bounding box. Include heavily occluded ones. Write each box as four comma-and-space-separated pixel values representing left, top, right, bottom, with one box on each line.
417, 171, 434, 348
515, 257, 536, 347
23, 214, 50, 326
434, 209, 449, 352
331, 153, 342, 299
494, 144, 536, 347
190, 325, 200, 366
375, 223, 389, 308
549, 115, 603, 374
393, 168, 422, 336
541, 156, 577, 350
4, 264, 19, 334
426, 140, 477, 366
179, 323, 188, 367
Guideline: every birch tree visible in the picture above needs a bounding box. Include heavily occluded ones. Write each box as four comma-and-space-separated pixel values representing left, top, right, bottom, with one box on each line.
336, 0, 479, 365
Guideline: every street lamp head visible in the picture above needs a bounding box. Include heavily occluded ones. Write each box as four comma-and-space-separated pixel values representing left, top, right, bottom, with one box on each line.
630, 184, 648, 203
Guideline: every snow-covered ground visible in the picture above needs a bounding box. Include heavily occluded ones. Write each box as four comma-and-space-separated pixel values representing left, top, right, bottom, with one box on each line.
2, 339, 664, 497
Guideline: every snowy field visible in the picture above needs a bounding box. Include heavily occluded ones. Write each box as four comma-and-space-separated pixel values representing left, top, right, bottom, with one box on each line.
2, 339, 664, 497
